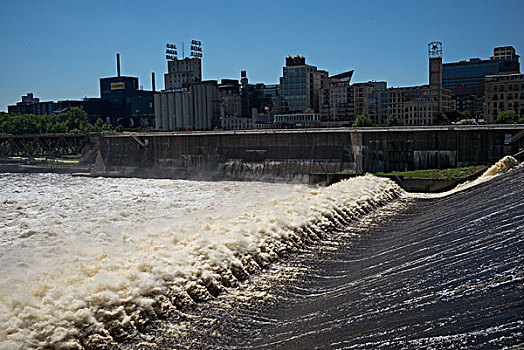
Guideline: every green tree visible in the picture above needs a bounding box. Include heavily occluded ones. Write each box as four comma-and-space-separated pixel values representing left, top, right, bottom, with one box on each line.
57, 108, 89, 132
387, 114, 401, 126
102, 122, 113, 131
94, 118, 104, 132
0, 109, 126, 135
352, 114, 374, 127
494, 110, 518, 124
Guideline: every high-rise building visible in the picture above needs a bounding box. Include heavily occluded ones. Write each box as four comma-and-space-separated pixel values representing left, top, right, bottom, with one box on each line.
442, 58, 500, 97
279, 55, 328, 113
352, 81, 388, 125
442, 46, 520, 98
320, 71, 354, 122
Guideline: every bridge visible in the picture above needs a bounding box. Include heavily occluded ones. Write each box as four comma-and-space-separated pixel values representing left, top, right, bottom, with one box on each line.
0, 133, 90, 158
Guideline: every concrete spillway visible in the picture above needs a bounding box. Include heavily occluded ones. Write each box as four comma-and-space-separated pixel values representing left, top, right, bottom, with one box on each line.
89, 125, 524, 180
155, 166, 524, 350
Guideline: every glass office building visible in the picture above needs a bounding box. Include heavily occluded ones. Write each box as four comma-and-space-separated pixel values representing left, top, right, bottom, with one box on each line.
442, 59, 500, 97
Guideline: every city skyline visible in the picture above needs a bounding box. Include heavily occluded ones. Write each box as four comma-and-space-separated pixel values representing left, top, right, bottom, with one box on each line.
1, 0, 523, 112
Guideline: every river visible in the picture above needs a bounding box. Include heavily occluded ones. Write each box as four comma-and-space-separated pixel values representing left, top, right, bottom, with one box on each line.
0, 158, 522, 349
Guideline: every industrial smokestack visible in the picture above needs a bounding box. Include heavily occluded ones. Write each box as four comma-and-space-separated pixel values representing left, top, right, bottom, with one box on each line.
116, 53, 121, 77
152, 72, 156, 92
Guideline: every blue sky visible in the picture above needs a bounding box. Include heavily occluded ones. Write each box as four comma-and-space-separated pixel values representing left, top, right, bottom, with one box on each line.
1, 0, 523, 111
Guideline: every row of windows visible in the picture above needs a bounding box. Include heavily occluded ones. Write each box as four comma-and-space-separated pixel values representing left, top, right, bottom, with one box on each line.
486, 75, 524, 82
275, 113, 321, 122
443, 77, 484, 84
283, 84, 307, 90
488, 101, 524, 108
282, 78, 307, 84
487, 83, 524, 92
488, 92, 524, 100
283, 89, 307, 96
443, 68, 498, 77
285, 67, 307, 72
331, 103, 434, 112
285, 95, 307, 101
443, 64, 498, 75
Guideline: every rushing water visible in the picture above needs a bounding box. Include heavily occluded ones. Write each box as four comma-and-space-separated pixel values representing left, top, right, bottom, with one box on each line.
175, 164, 523, 350
0, 158, 521, 349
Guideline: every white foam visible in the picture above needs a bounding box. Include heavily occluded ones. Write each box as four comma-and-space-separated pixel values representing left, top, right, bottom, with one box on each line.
0, 174, 401, 349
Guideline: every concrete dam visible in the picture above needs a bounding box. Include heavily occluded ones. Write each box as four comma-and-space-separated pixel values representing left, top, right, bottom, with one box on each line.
88, 125, 524, 180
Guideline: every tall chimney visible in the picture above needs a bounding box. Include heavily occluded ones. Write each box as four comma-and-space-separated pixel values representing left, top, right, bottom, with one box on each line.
116, 53, 121, 77
152, 72, 156, 92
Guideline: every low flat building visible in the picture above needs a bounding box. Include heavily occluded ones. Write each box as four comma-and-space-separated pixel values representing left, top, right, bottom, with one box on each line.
273, 113, 322, 128
7, 93, 41, 114
221, 114, 254, 130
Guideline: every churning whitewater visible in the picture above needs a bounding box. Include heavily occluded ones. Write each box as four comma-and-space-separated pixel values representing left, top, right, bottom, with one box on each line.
0, 173, 402, 349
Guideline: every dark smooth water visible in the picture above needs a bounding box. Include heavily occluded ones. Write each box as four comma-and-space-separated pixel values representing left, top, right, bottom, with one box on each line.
124, 168, 524, 350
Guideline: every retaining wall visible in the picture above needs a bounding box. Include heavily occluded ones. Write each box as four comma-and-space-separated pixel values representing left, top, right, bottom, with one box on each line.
90, 126, 524, 180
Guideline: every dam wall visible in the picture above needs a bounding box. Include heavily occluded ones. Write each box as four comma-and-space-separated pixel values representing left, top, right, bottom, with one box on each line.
90, 126, 524, 180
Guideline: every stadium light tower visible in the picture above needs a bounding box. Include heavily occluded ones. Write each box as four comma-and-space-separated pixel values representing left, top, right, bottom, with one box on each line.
190, 40, 203, 59
165, 43, 178, 61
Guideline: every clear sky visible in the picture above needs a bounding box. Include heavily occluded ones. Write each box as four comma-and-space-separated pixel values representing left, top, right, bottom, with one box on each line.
1, 0, 523, 111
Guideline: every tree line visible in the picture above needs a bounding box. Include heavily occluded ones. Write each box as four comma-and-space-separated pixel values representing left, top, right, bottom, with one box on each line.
352, 110, 523, 127
0, 108, 122, 135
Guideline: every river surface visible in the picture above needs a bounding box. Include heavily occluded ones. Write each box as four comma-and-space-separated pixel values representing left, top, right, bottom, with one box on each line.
0, 160, 522, 349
